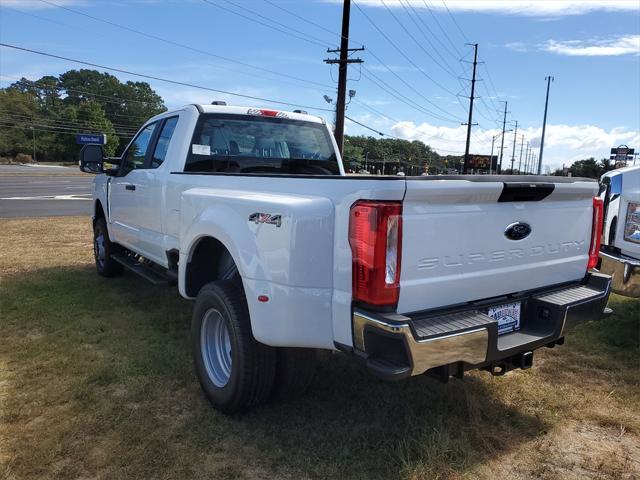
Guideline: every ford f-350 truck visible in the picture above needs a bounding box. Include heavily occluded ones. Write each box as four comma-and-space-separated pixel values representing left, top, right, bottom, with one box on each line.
80, 103, 611, 413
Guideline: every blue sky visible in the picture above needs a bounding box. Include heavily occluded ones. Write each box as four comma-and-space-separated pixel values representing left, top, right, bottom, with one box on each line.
1, 0, 639, 171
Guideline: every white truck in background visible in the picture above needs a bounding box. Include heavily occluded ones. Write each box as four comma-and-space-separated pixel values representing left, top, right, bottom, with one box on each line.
80, 103, 611, 413
598, 165, 640, 297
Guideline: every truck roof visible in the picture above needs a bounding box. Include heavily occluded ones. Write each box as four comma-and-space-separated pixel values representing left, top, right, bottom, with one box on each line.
187, 104, 325, 123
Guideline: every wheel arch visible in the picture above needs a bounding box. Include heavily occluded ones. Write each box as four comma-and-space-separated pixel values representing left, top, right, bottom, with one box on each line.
93, 199, 106, 225
184, 235, 240, 298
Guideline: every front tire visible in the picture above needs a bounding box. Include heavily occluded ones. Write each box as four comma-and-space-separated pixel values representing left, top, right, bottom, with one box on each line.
93, 217, 124, 277
191, 280, 276, 414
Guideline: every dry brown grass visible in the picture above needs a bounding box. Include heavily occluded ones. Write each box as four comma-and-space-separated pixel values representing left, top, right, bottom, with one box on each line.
1, 217, 639, 479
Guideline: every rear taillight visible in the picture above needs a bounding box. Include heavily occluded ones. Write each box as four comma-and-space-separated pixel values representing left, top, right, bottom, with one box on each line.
588, 196, 604, 269
349, 201, 402, 308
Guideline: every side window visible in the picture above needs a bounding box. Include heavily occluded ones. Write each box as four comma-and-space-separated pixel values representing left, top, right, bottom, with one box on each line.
151, 117, 178, 169
121, 123, 157, 176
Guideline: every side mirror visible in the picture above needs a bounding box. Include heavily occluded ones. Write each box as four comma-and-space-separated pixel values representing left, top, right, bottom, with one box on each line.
79, 144, 105, 174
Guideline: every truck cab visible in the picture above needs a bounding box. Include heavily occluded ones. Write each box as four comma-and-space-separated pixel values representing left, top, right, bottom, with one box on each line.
598, 165, 640, 297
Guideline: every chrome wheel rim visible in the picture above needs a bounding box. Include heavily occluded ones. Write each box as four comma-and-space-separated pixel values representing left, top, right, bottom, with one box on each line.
200, 308, 232, 387
94, 229, 106, 268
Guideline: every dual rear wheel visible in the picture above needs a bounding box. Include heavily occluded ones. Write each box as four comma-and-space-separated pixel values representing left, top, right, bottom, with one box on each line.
191, 281, 317, 414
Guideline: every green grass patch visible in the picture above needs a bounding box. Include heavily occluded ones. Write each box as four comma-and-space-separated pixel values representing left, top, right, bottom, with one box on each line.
1, 218, 638, 479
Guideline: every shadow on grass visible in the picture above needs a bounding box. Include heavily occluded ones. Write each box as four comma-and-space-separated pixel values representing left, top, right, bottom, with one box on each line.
6, 266, 634, 479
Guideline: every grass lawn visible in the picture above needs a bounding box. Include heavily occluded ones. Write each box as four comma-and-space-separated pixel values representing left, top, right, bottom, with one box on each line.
1, 216, 638, 479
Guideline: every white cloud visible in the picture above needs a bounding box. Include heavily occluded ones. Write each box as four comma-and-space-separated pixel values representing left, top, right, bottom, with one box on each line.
329, 1, 639, 17
542, 35, 640, 56
388, 121, 640, 171
1, 0, 86, 8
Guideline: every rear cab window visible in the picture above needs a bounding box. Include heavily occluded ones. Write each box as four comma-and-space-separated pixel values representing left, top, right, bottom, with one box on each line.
184, 113, 340, 175
151, 116, 179, 168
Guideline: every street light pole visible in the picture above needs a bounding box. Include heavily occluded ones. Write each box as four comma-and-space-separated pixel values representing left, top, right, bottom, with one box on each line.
31, 126, 36, 162
490, 135, 496, 174
517, 135, 525, 174
510, 120, 518, 174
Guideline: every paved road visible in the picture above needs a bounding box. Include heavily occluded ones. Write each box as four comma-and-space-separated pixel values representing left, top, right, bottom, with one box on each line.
0, 165, 93, 218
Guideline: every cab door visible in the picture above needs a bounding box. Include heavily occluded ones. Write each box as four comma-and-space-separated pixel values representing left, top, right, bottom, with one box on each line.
109, 122, 158, 252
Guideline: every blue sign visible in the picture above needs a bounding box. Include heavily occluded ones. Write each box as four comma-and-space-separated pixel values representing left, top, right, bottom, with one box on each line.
76, 133, 106, 145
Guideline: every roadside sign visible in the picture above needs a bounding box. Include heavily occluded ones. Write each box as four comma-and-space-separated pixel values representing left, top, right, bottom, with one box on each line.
610, 146, 634, 156
610, 145, 634, 162
468, 154, 498, 171
76, 134, 106, 145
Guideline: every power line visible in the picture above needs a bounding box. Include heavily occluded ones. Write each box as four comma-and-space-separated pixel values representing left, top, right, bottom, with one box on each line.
362, 67, 460, 124
0, 111, 138, 132
345, 115, 465, 154
353, 0, 460, 99
364, 53, 462, 123
0, 118, 135, 137
353, 99, 401, 123
351, 96, 472, 147
441, 0, 469, 44
420, 0, 463, 58
400, 0, 463, 76
201, 0, 328, 48
0, 43, 334, 113
261, 0, 349, 43
1, 76, 161, 116
0, 121, 134, 138
381, 0, 458, 79
0, 111, 139, 133
35, 0, 333, 90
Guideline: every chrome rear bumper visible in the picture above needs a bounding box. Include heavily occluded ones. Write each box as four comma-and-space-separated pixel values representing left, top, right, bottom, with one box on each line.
351, 273, 611, 381
599, 250, 640, 298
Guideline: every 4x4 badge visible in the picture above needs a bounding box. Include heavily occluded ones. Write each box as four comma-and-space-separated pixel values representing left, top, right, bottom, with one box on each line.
249, 212, 282, 227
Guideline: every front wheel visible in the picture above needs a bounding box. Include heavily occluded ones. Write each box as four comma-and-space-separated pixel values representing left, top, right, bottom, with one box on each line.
93, 217, 124, 277
191, 280, 276, 414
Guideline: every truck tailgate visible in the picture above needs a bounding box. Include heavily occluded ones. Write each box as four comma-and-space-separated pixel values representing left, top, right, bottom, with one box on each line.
398, 178, 598, 313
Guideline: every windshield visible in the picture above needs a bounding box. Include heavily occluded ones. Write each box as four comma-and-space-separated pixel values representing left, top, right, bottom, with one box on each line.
184, 113, 340, 175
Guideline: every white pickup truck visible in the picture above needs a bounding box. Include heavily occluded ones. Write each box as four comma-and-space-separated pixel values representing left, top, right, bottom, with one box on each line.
598, 165, 640, 297
80, 103, 611, 413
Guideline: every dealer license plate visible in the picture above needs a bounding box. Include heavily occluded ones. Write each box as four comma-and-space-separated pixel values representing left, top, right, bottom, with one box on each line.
487, 302, 521, 335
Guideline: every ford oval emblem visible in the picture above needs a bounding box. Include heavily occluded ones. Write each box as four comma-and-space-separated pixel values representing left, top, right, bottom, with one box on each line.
505, 222, 531, 240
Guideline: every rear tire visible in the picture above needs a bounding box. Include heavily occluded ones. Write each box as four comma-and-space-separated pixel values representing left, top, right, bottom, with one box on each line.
191, 280, 276, 414
271, 347, 317, 402
93, 217, 124, 277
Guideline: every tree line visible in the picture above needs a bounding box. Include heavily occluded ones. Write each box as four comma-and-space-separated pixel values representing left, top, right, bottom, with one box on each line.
1, 69, 620, 178
0, 69, 463, 170
0, 69, 165, 161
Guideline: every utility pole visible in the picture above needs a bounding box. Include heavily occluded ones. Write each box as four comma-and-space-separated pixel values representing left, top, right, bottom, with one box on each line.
324, 0, 363, 156
538, 75, 554, 174
510, 120, 518, 174
490, 135, 496, 174
498, 100, 509, 174
524, 142, 530, 174
462, 43, 479, 174
517, 135, 525, 173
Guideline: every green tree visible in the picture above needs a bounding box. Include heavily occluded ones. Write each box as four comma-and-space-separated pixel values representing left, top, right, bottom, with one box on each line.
58, 70, 165, 151
0, 89, 41, 158
1, 70, 166, 161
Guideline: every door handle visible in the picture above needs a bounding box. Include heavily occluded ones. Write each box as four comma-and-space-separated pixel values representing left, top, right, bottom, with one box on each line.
125, 184, 136, 191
